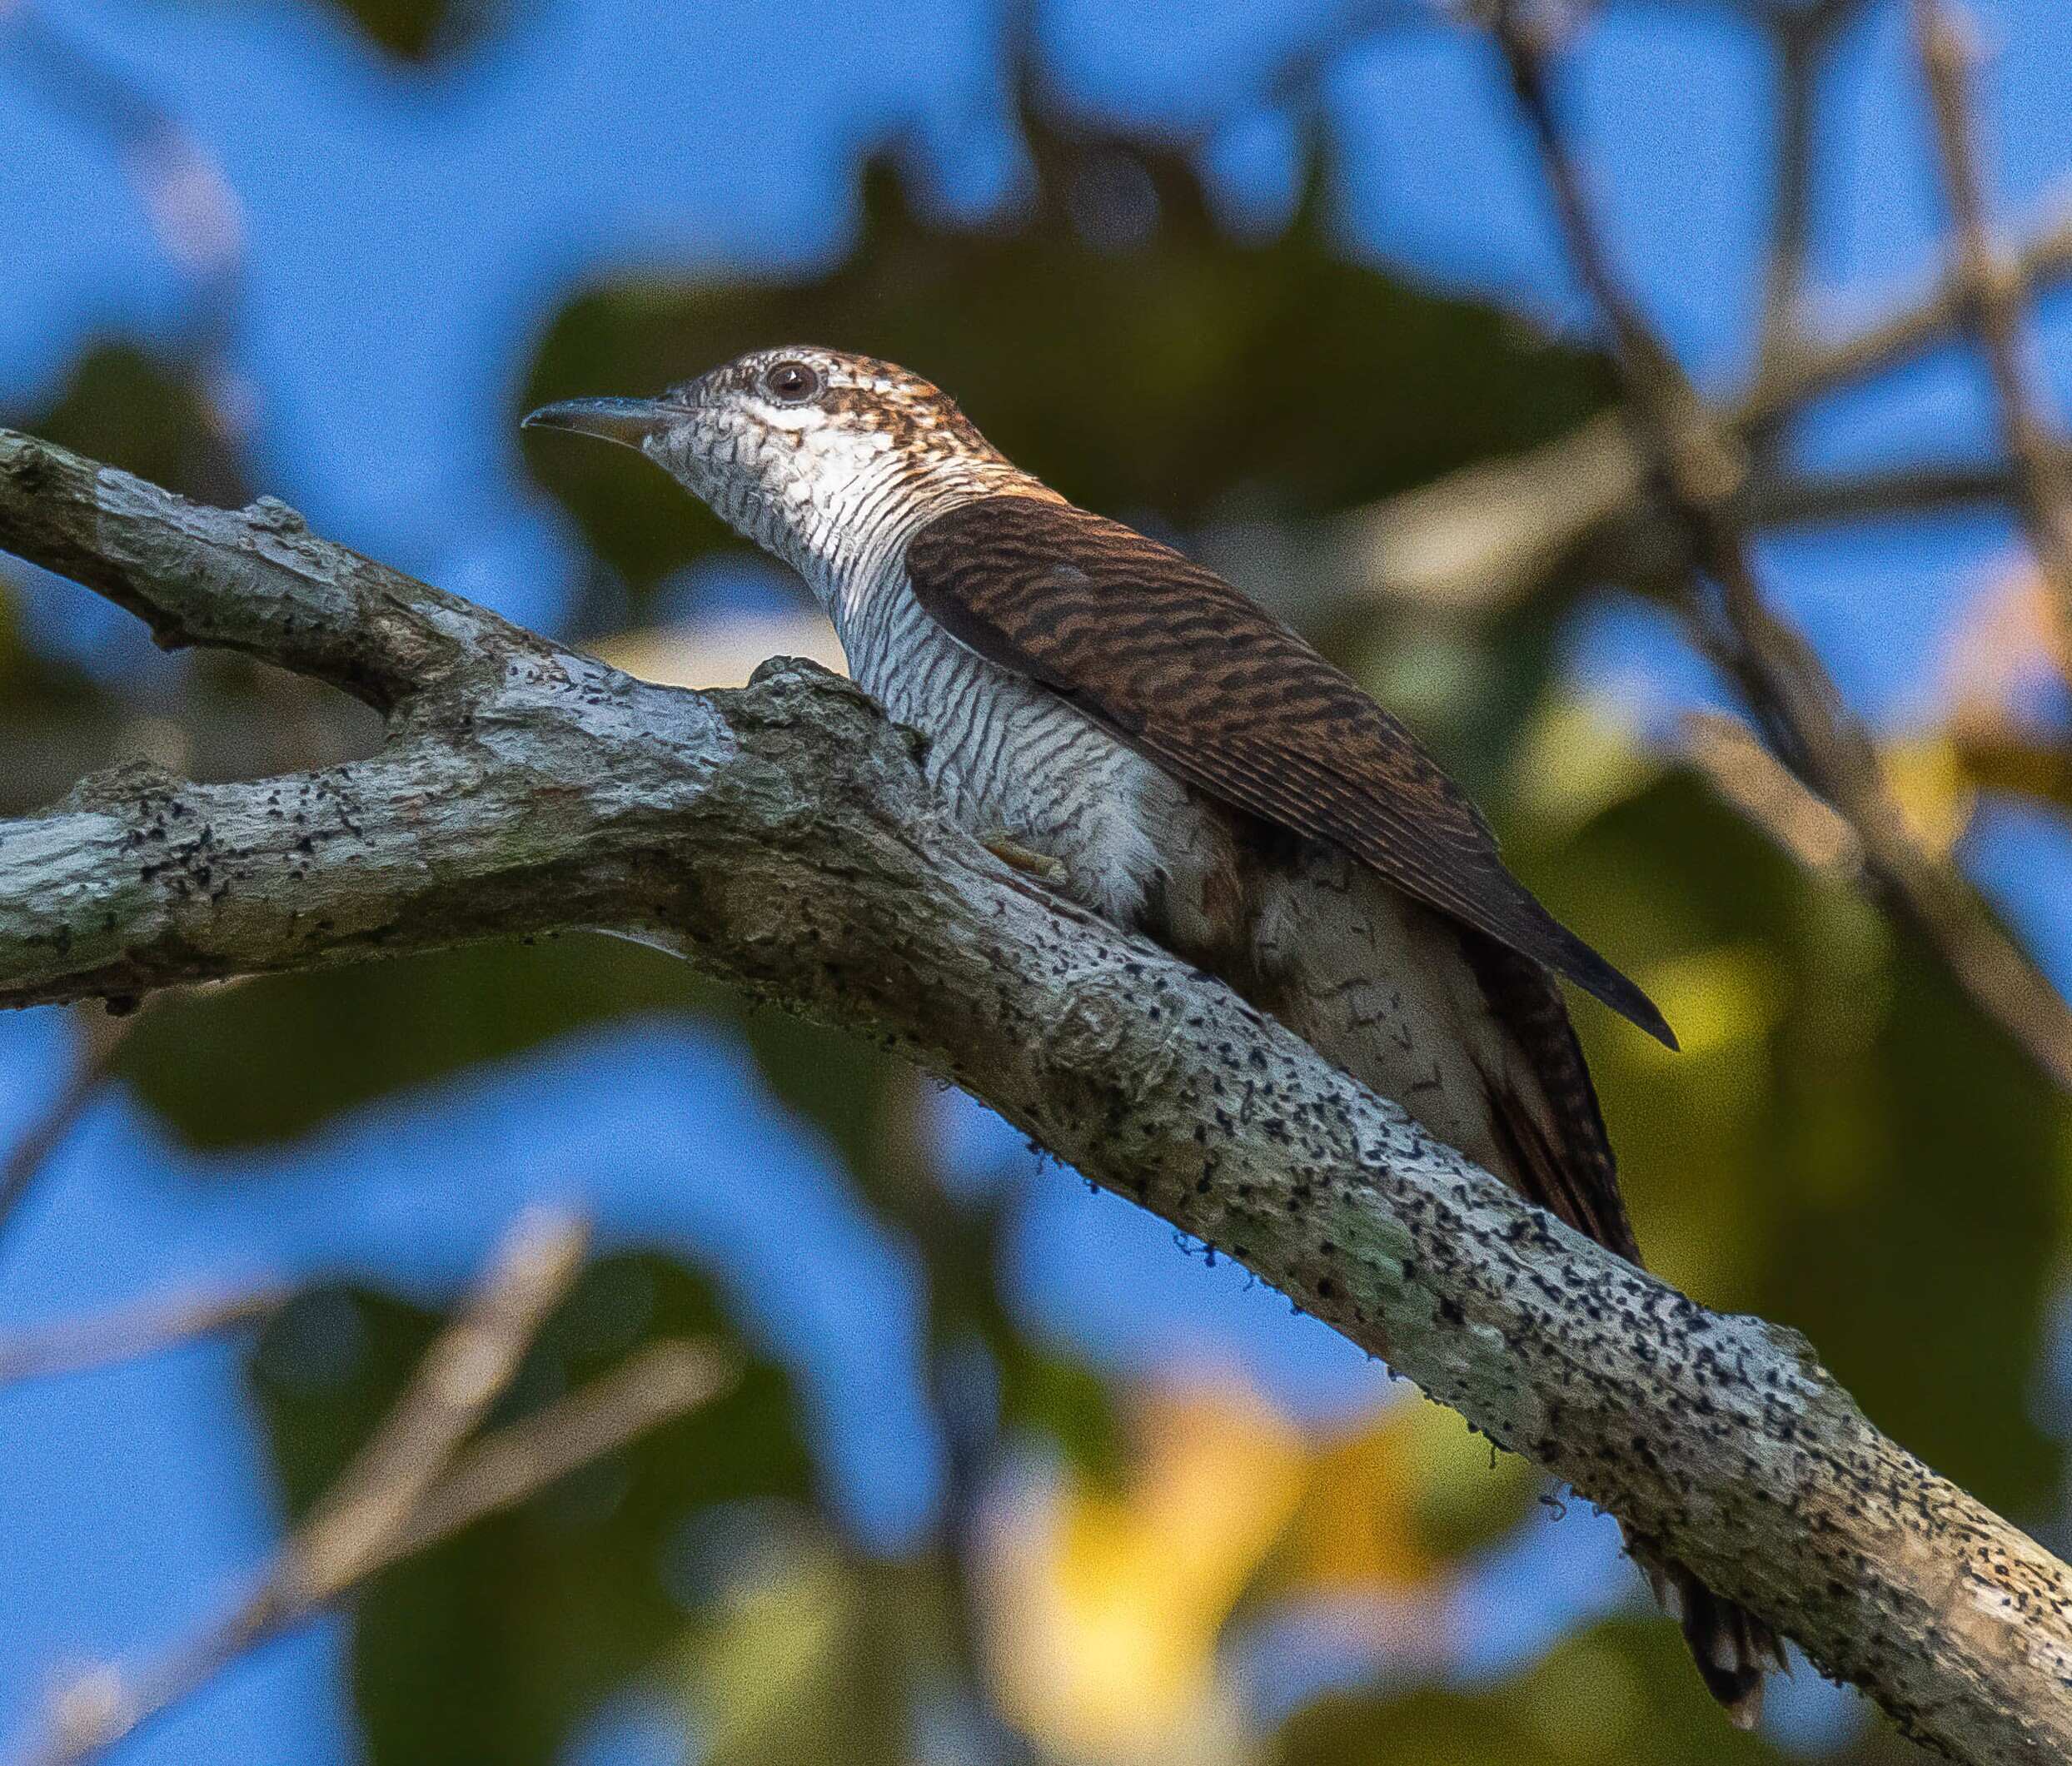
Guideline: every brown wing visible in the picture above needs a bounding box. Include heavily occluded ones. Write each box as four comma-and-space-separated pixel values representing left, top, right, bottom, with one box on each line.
905, 494, 1675, 1048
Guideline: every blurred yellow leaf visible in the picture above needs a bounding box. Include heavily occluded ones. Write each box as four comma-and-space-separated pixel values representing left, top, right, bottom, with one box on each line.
1636, 942, 1791, 1064
980, 1379, 1547, 1764
1934, 565, 2072, 813
1507, 694, 1660, 838
983, 1374, 1306, 1764
1263, 1398, 1537, 1604
1880, 735, 1976, 858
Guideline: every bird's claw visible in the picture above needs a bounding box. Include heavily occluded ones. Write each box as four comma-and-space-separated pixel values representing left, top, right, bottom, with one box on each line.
982, 831, 1069, 887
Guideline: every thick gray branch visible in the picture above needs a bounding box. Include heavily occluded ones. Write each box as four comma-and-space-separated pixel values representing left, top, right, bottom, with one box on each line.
0, 430, 550, 711
2, 430, 2070, 1762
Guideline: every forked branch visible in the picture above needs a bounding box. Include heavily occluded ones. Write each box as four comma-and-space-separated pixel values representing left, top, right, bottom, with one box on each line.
0, 430, 2069, 1759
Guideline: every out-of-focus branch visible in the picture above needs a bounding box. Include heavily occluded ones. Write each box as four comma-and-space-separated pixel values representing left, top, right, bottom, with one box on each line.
6, 433, 2072, 1760
1681, 710, 1862, 876
1746, 460, 2031, 525
1334, 436, 2029, 614
1347, 206, 2072, 613
0, 1284, 286, 1386
0, 998, 155, 1251
13, 1208, 627, 1766
391, 1340, 733, 1556
1752, 0, 1866, 383
25, 1339, 732, 1766
1911, 0, 2072, 672
1489, 0, 2072, 1092
286, 1207, 589, 1591
1747, 207, 2072, 420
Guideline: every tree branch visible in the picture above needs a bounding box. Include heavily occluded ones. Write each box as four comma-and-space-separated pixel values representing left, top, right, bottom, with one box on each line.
14, 1201, 727, 1766
1910, 0, 2072, 672
2, 430, 2070, 1759
0, 1284, 286, 1387
0, 431, 541, 712
1487, 2, 2072, 1095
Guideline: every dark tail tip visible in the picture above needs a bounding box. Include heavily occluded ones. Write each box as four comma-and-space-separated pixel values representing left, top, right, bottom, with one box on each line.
1668, 1565, 1786, 1729
1628, 1533, 1784, 1727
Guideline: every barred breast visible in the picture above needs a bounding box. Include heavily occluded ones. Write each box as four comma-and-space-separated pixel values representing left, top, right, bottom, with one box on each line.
834, 572, 1545, 1196
834, 574, 1209, 928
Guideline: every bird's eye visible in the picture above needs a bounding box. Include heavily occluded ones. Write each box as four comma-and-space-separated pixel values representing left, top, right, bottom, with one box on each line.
763, 361, 821, 405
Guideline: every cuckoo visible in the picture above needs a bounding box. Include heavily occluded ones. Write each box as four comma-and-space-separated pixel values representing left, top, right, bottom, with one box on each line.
525, 346, 1780, 1722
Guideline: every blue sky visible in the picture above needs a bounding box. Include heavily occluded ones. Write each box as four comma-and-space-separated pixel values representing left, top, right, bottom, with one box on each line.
2, 0, 2068, 1759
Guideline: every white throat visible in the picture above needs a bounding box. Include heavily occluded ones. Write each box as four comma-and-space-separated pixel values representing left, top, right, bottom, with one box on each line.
740, 447, 1046, 637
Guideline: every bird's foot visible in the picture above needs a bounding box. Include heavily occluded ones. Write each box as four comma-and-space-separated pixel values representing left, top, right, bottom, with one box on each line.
980, 830, 1069, 887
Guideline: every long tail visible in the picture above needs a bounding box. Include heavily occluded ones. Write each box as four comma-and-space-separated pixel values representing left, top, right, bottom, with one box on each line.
1460, 931, 1785, 1724
1626, 1540, 1787, 1726
1233, 850, 1783, 1723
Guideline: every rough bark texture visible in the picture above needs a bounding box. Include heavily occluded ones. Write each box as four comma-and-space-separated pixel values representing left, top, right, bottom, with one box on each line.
2, 427, 2070, 1761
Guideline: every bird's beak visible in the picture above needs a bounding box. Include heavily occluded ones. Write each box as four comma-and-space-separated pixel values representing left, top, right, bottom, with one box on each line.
520, 396, 675, 450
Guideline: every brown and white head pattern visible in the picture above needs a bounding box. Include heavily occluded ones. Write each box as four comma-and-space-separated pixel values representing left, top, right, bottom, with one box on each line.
637, 347, 1042, 594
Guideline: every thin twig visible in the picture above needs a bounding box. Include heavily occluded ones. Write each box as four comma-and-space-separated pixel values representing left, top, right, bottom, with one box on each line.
288, 1206, 590, 1596
1752, 1, 1864, 387
0, 1285, 287, 1387
17, 1208, 602, 1766
0, 1001, 154, 1252
1489, 0, 2072, 1091
394, 1340, 732, 1553
21, 1340, 729, 1766
1744, 207, 2072, 425
1910, 0, 2072, 672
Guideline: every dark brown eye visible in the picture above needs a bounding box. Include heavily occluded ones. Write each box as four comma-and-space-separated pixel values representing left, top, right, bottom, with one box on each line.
763, 360, 820, 404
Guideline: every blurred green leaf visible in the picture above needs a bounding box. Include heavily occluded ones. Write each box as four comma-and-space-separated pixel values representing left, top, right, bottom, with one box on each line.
520, 115, 1608, 604
13, 342, 247, 510
1522, 767, 2069, 1518
670, 1544, 924, 1766
993, 1341, 1130, 1490
119, 933, 707, 1147
1271, 1616, 1801, 1766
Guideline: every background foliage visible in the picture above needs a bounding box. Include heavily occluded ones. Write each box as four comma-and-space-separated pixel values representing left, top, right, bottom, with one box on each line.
2, 2, 2070, 1764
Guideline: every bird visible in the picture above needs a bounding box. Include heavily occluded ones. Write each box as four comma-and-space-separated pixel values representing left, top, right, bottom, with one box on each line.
525, 345, 1781, 1723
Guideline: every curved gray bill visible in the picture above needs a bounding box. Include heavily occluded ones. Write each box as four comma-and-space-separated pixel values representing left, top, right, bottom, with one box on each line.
520, 396, 675, 448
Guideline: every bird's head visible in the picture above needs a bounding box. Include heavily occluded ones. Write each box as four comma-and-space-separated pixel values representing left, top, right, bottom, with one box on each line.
525, 346, 1034, 593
